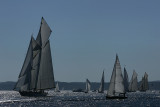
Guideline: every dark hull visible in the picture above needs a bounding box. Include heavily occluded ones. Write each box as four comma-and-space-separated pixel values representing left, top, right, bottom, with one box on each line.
140, 90, 147, 92
98, 91, 104, 93
128, 91, 136, 92
19, 91, 47, 97
55, 90, 60, 92
106, 93, 127, 99
106, 96, 127, 99
72, 89, 84, 92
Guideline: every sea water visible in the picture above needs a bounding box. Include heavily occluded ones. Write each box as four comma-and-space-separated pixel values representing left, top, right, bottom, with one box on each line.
0, 90, 160, 107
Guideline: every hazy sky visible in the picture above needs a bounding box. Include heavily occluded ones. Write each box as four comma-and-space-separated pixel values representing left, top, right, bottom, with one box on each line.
0, 0, 160, 82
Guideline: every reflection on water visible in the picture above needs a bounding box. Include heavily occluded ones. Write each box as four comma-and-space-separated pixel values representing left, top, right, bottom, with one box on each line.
0, 90, 160, 107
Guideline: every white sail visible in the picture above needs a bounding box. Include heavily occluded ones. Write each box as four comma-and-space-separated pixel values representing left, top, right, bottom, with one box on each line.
139, 72, 149, 91
98, 71, 104, 93
123, 67, 129, 91
114, 55, 125, 94
86, 79, 91, 93
107, 55, 125, 97
55, 82, 60, 92
129, 70, 138, 92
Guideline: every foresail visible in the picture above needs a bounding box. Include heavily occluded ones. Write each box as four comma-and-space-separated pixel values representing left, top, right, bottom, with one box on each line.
36, 40, 55, 90
15, 38, 33, 91
15, 75, 27, 90
19, 39, 33, 78
15, 62, 32, 91
107, 66, 116, 96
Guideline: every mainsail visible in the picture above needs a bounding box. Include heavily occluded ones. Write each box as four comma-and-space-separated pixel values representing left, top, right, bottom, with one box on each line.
98, 70, 104, 93
123, 67, 129, 92
85, 79, 91, 93
14, 17, 55, 93
128, 70, 138, 92
139, 72, 149, 91
107, 55, 125, 97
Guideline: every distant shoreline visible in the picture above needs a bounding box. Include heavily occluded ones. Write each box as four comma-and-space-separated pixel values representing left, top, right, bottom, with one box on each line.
0, 81, 160, 90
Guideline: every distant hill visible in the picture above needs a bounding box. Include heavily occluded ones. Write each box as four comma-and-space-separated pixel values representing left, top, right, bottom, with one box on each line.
0, 81, 160, 91
0, 81, 15, 90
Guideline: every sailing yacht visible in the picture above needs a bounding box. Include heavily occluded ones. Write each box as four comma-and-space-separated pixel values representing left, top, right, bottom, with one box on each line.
85, 79, 91, 93
139, 72, 149, 91
55, 82, 60, 92
123, 67, 129, 92
128, 70, 138, 92
98, 71, 104, 93
14, 17, 55, 96
106, 54, 127, 99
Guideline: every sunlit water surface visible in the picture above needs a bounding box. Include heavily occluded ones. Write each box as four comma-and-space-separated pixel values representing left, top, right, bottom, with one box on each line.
0, 90, 160, 107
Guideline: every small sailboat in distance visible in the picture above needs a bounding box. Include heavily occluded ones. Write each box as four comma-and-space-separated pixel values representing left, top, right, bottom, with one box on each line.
123, 67, 129, 92
85, 79, 91, 93
106, 54, 127, 99
98, 70, 105, 93
128, 70, 138, 92
139, 72, 149, 91
55, 82, 60, 92
14, 17, 55, 96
